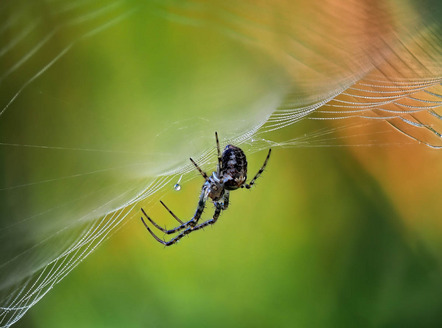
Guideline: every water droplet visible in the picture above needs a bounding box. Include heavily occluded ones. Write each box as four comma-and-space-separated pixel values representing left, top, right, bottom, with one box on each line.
174, 183, 181, 191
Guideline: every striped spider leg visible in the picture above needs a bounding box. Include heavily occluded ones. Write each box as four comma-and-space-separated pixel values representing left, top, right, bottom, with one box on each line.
141, 132, 271, 246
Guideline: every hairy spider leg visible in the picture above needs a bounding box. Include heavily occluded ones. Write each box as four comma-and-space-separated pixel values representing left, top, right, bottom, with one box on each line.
140, 208, 169, 232
146, 205, 223, 246
215, 131, 223, 175
140, 214, 174, 245
190, 157, 208, 180
159, 200, 183, 224
244, 148, 272, 189
221, 190, 230, 210
141, 189, 209, 235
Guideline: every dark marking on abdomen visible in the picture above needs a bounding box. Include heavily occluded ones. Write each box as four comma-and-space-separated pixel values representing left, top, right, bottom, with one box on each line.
221, 145, 247, 190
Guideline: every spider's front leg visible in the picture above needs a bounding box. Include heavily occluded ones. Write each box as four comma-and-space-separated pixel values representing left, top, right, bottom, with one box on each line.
215, 131, 223, 176
154, 204, 223, 246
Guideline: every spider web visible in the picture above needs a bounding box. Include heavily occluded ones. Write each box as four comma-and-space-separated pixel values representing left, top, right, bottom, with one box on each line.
0, 0, 441, 326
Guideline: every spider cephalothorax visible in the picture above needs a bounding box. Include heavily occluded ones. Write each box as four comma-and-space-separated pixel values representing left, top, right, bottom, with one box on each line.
141, 132, 271, 246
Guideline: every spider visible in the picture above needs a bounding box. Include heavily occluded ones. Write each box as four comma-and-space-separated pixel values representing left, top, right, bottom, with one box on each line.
140, 132, 271, 246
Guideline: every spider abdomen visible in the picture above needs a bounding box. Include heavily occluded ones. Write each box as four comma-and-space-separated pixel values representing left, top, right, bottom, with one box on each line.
221, 145, 247, 190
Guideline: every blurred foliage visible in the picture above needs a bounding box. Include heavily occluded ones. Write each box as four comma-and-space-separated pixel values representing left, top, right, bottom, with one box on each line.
26, 121, 442, 328
1, 0, 441, 327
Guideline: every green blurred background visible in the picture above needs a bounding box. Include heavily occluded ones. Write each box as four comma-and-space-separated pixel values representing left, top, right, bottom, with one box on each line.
28, 127, 442, 328
1, 1, 441, 327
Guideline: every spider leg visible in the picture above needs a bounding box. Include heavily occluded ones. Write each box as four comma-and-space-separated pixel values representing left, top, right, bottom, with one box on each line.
159, 200, 184, 224
140, 188, 208, 236
190, 157, 208, 180
150, 205, 222, 246
215, 131, 222, 175
192, 206, 221, 231
243, 148, 271, 189
220, 190, 230, 210
141, 208, 168, 233
140, 215, 168, 245
141, 202, 204, 235
140, 200, 184, 234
